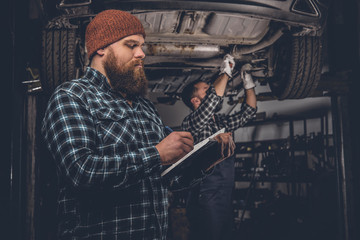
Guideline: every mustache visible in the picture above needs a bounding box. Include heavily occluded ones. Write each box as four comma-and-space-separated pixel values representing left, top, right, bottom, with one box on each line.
130, 59, 144, 67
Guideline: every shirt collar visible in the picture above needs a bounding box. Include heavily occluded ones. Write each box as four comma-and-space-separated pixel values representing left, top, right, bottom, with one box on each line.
84, 67, 111, 91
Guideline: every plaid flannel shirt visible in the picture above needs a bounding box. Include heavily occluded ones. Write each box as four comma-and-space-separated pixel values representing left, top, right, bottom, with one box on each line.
181, 86, 257, 144
42, 67, 188, 240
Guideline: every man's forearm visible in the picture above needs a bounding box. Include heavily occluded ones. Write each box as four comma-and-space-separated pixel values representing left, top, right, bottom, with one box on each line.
245, 88, 257, 108
213, 73, 229, 97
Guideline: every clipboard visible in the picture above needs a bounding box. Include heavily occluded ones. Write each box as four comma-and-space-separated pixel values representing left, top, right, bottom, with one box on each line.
161, 128, 225, 177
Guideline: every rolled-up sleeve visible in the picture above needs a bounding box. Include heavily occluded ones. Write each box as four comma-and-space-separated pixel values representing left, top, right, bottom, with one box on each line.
222, 102, 257, 132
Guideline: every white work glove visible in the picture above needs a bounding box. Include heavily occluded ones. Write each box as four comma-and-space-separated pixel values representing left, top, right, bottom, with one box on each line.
219, 54, 235, 78
241, 63, 256, 89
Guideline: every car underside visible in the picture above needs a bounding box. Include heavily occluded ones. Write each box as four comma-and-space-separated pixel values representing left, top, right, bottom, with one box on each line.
40, 0, 331, 103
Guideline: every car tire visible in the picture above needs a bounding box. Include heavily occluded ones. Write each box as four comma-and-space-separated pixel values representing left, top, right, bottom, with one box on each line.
269, 34, 323, 100
41, 28, 85, 94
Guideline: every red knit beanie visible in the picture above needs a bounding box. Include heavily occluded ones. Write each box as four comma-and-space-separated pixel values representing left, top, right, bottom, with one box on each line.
85, 9, 146, 59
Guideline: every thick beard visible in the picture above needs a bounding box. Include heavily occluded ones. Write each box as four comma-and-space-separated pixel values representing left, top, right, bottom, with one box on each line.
103, 49, 148, 98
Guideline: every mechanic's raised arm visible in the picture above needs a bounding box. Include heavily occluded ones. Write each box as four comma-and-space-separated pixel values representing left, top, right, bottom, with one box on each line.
214, 54, 235, 96
241, 63, 257, 108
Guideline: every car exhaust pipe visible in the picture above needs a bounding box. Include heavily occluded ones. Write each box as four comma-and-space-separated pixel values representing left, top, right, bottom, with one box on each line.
143, 44, 221, 58
143, 28, 283, 60
231, 28, 285, 56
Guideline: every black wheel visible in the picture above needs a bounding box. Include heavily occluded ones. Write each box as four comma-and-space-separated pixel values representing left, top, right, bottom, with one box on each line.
269, 34, 323, 100
41, 28, 87, 94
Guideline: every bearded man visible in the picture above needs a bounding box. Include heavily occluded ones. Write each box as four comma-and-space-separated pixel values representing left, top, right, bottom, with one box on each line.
41, 9, 221, 240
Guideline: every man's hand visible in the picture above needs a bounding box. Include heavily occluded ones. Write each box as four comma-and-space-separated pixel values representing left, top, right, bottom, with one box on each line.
205, 132, 236, 172
214, 132, 236, 159
156, 132, 194, 165
241, 63, 256, 89
220, 54, 235, 78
